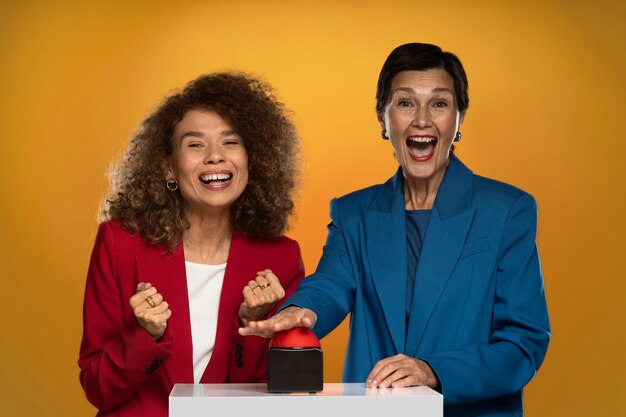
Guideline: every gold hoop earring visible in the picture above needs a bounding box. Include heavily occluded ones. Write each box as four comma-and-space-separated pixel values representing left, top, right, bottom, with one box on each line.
166, 179, 178, 191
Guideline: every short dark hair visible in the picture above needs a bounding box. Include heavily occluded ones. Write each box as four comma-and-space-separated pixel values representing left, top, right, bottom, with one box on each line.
375, 43, 469, 116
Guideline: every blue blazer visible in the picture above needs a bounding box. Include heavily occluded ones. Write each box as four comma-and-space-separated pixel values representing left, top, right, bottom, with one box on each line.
287, 155, 550, 417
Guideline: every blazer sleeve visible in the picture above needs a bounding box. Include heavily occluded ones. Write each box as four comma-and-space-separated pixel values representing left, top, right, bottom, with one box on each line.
78, 223, 174, 411
281, 198, 357, 338
420, 194, 551, 405
229, 238, 306, 382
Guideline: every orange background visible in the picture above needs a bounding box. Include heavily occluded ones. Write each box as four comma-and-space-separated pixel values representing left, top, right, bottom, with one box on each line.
1, 1, 624, 416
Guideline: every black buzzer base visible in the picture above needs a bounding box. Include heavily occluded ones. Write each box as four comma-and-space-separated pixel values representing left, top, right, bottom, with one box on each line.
267, 348, 323, 393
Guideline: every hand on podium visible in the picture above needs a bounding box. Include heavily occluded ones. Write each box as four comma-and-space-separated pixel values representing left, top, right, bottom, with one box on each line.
238, 306, 317, 338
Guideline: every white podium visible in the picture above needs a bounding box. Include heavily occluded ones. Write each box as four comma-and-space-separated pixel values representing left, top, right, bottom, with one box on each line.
170, 383, 442, 417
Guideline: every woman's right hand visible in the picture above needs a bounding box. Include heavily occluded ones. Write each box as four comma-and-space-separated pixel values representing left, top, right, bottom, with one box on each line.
129, 282, 172, 340
238, 306, 317, 338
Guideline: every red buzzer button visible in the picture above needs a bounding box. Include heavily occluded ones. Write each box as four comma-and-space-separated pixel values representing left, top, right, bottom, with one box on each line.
270, 327, 320, 349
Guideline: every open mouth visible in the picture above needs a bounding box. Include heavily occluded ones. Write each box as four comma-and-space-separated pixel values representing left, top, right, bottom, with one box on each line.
406, 136, 437, 161
199, 172, 233, 185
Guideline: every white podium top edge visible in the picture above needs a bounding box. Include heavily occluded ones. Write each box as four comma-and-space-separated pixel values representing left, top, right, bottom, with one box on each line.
171, 383, 441, 398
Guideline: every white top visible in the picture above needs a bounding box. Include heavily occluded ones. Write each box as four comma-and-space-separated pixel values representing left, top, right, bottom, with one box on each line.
185, 261, 226, 383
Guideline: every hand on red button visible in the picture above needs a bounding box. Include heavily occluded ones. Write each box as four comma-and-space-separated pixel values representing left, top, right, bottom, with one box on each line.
238, 306, 317, 338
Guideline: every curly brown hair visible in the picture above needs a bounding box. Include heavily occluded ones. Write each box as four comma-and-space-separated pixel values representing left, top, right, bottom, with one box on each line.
101, 72, 300, 251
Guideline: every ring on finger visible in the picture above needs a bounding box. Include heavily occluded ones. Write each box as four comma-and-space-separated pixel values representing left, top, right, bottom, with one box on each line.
258, 282, 271, 290
146, 296, 156, 308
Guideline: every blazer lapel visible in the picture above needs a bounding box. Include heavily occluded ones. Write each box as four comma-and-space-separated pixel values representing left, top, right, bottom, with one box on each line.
405, 155, 475, 355
365, 168, 408, 354
136, 243, 194, 384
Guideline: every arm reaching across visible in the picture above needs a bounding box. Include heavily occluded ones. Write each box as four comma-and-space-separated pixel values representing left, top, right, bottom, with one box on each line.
238, 306, 317, 338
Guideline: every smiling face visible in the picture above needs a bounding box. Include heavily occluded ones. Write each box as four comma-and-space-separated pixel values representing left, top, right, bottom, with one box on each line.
379, 68, 464, 186
167, 109, 248, 216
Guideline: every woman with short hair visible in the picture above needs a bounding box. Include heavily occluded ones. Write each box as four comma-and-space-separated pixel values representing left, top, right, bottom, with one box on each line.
241, 43, 550, 417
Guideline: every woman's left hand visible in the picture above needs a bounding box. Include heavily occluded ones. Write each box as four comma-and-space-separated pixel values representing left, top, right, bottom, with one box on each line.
238, 269, 286, 326
366, 354, 439, 389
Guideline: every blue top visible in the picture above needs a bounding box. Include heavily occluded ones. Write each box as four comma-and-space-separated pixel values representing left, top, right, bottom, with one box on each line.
405, 209, 431, 324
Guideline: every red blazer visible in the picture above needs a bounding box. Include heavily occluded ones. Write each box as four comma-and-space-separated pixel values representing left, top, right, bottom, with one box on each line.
79, 221, 305, 416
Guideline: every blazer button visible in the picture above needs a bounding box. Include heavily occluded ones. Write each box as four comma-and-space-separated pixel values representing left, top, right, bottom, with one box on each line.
235, 343, 243, 352
235, 359, 243, 368
145, 358, 163, 374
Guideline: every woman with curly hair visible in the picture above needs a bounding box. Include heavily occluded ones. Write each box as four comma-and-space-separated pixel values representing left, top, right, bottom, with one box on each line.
79, 72, 304, 417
